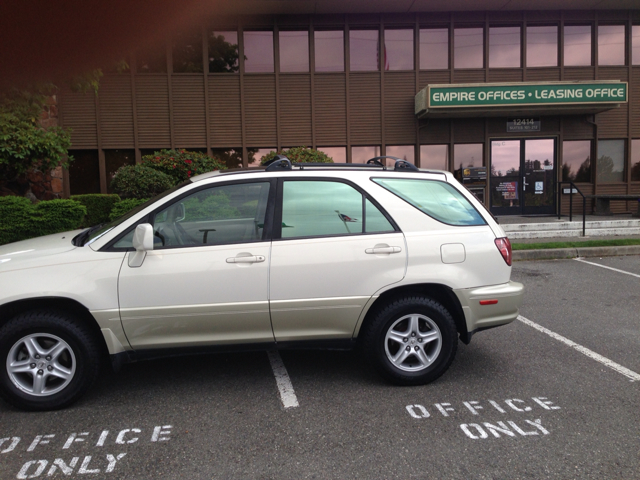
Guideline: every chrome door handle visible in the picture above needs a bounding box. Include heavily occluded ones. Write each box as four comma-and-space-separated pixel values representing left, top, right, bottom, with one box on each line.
365, 245, 402, 254
226, 255, 265, 264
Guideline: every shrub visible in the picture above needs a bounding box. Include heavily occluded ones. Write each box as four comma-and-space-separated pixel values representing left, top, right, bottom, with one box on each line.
109, 198, 149, 222
110, 164, 174, 199
71, 194, 121, 227
141, 149, 226, 183
260, 146, 334, 165
0, 196, 86, 245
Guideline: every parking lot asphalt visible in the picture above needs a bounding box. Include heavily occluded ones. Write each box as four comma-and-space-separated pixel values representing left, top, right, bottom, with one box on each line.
1, 256, 638, 479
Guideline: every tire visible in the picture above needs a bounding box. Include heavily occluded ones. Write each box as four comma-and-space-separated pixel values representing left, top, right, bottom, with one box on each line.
361, 296, 458, 386
0, 311, 100, 411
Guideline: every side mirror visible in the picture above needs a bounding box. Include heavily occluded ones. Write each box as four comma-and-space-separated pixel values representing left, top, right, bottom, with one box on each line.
128, 224, 154, 268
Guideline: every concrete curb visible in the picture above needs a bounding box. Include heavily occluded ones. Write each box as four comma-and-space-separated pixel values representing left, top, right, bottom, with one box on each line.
513, 245, 640, 261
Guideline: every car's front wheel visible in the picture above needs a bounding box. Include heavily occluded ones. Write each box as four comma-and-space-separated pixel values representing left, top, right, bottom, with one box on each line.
0, 311, 100, 411
362, 296, 458, 385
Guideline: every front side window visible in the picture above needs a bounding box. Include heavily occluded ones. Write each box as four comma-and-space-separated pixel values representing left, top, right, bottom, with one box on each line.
598, 25, 625, 66
279, 31, 309, 72
373, 178, 486, 226
152, 182, 271, 247
454, 27, 484, 69
281, 181, 394, 238
564, 25, 592, 66
489, 26, 521, 68
244, 31, 274, 73
596, 140, 625, 183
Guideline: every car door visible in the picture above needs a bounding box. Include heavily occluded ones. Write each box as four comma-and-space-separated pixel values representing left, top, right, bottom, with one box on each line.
117, 179, 275, 349
269, 178, 407, 342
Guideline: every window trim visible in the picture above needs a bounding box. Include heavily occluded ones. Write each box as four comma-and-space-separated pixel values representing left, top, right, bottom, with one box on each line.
272, 177, 400, 241
101, 178, 277, 252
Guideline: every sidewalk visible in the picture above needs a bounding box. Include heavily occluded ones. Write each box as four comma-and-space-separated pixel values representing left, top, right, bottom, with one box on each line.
496, 214, 640, 261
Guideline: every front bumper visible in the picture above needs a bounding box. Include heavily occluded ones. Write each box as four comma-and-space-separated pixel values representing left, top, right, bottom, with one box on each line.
453, 281, 524, 337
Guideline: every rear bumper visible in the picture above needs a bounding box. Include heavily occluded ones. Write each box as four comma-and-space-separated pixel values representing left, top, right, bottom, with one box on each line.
453, 281, 524, 337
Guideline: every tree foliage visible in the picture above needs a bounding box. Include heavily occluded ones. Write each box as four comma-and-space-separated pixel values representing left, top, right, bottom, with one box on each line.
260, 146, 334, 165
0, 88, 72, 182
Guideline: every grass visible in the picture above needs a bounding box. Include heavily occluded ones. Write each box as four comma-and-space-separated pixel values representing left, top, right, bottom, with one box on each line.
512, 238, 640, 250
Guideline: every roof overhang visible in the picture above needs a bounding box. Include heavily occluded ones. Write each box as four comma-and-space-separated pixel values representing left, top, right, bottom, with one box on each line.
415, 81, 628, 119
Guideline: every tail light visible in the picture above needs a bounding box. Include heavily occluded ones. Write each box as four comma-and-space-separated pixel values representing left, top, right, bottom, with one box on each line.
494, 237, 512, 266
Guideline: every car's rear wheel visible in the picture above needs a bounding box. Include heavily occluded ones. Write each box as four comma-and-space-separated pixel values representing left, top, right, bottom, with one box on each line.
362, 296, 458, 385
0, 311, 100, 411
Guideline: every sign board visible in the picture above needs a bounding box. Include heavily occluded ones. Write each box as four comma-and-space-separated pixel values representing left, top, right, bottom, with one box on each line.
563, 188, 579, 194
427, 83, 627, 108
507, 118, 540, 132
415, 81, 628, 118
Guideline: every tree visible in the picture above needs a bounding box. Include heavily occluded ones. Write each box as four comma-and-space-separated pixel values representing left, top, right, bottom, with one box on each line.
0, 87, 72, 184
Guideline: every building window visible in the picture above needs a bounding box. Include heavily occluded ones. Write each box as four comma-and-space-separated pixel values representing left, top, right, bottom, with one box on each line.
420, 28, 448, 70
249, 148, 276, 167
526, 26, 558, 67
489, 26, 521, 68
386, 146, 415, 166
350, 30, 379, 71
631, 140, 640, 181
352, 146, 380, 163
420, 145, 448, 170
211, 148, 243, 169
384, 29, 414, 71
454, 28, 484, 69
598, 25, 625, 66
136, 44, 167, 73
633, 26, 640, 65
562, 141, 591, 182
279, 31, 309, 73
314, 31, 344, 72
454, 143, 483, 170
596, 140, 625, 183
172, 31, 203, 73
244, 31, 274, 73
317, 147, 346, 163
69, 150, 101, 195
209, 31, 239, 73
564, 25, 592, 67
105, 150, 135, 193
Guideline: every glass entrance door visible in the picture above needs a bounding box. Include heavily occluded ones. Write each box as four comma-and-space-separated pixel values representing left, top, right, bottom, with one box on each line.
490, 138, 556, 215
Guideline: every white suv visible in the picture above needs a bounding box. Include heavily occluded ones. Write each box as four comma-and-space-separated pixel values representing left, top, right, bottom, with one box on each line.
0, 157, 523, 410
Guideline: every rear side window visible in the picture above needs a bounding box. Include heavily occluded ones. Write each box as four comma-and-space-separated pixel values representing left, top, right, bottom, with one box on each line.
281, 180, 395, 238
373, 178, 486, 226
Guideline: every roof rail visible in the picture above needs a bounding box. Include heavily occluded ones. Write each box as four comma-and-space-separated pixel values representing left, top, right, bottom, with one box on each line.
264, 155, 292, 171
366, 156, 420, 171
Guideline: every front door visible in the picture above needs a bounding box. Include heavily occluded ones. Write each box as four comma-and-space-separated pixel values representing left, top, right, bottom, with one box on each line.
490, 138, 556, 215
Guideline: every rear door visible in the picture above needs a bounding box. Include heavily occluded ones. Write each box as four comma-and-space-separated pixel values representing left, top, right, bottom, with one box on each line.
268, 178, 406, 342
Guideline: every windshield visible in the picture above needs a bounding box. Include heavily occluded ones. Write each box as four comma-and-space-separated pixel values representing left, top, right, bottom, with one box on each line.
83, 181, 191, 246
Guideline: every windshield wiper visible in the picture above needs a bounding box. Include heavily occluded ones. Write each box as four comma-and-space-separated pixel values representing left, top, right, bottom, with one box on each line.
73, 223, 104, 247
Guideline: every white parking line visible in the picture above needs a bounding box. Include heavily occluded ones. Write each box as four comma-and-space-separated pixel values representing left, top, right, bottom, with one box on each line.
267, 351, 299, 409
517, 315, 640, 382
574, 258, 640, 278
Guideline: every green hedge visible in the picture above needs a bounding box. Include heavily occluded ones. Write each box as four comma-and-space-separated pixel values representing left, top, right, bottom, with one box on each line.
260, 146, 334, 165
110, 164, 174, 199
109, 198, 149, 221
0, 197, 86, 245
71, 194, 121, 227
141, 149, 225, 183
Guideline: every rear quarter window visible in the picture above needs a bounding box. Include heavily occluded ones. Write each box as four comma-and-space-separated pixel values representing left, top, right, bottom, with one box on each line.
372, 178, 486, 226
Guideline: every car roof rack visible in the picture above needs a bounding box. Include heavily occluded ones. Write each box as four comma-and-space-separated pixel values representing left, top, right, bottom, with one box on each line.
261, 154, 440, 174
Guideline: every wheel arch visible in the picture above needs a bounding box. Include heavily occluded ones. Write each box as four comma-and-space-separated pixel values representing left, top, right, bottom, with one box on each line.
0, 297, 109, 357
356, 283, 470, 344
